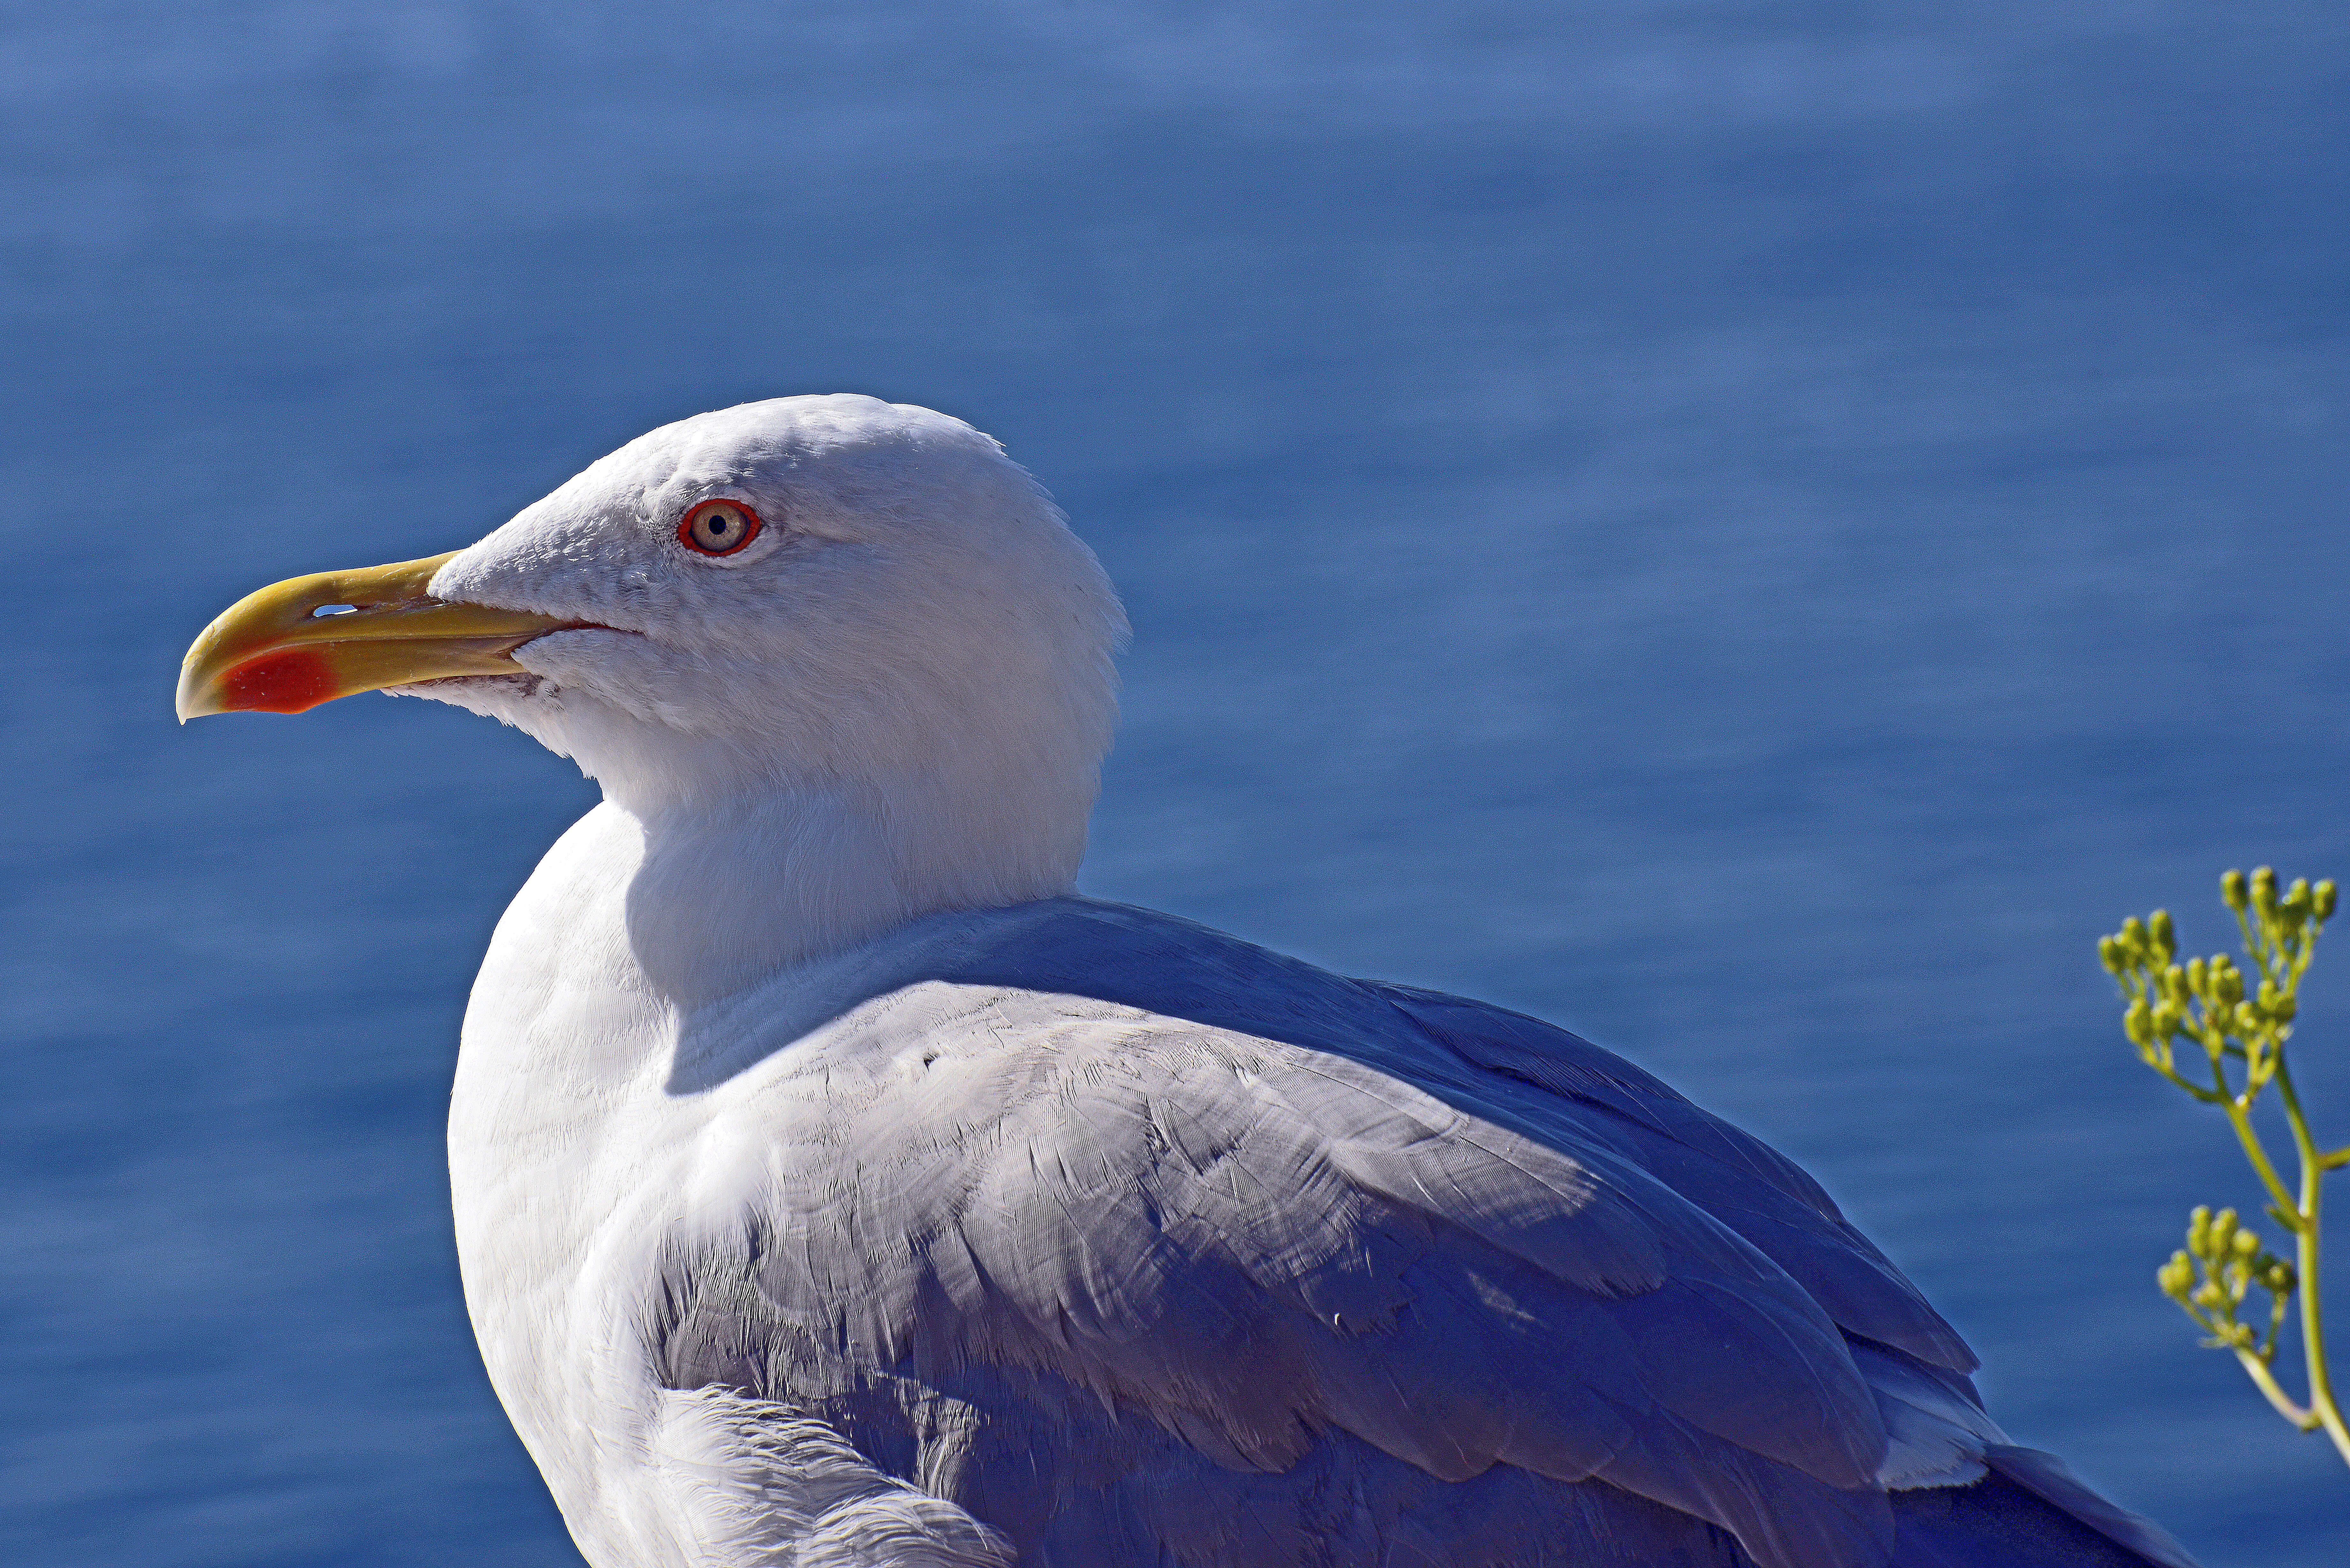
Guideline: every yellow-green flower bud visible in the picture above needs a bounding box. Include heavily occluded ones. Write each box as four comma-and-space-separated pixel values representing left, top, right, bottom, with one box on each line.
2232, 1228, 2260, 1259
2189, 1205, 2213, 1250
2194, 1281, 2227, 1310
2151, 1002, 2182, 1037
2124, 1000, 2154, 1047
2159, 1253, 2196, 1298
2267, 1260, 2298, 1293
2223, 869, 2249, 909
2285, 878, 2311, 918
2162, 964, 2187, 1002
2274, 991, 2298, 1022
2213, 962, 2243, 1006
2150, 909, 2175, 959
2098, 935, 2125, 975
2253, 866, 2278, 913
2186, 956, 2207, 992
2317, 880, 2338, 922
2234, 1001, 2261, 1036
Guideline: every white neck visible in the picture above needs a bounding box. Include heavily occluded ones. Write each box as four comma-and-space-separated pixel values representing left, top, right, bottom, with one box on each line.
615, 769, 1080, 1008
417, 678, 1103, 1006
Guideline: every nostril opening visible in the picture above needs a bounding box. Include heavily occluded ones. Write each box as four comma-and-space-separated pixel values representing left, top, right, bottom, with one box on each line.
312, 604, 358, 618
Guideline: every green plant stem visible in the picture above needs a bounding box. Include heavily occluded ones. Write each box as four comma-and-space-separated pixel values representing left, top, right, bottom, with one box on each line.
2278, 1069, 2350, 1465
2217, 1086, 2303, 1227
2234, 1343, 2315, 1428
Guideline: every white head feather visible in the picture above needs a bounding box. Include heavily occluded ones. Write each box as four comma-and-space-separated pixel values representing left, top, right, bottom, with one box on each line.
406, 394, 1127, 991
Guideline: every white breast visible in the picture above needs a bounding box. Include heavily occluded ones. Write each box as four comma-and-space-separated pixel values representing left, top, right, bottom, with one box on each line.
449, 804, 1017, 1567
450, 803, 693, 1562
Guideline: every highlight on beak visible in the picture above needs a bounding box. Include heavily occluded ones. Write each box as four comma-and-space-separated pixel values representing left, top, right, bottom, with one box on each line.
176, 552, 577, 721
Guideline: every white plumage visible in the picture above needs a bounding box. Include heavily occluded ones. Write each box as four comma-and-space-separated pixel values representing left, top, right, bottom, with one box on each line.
193, 396, 2198, 1567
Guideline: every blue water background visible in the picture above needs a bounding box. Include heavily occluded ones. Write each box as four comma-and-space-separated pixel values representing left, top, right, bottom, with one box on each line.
4, 3, 2347, 1563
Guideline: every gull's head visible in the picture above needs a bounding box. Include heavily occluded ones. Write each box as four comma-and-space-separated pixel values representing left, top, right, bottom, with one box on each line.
180, 396, 1127, 903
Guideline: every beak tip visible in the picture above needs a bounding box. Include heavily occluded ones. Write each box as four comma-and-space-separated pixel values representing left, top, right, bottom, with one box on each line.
173, 666, 204, 724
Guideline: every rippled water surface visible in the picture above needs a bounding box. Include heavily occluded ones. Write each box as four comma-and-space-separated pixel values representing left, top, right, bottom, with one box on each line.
5, 4, 2348, 1563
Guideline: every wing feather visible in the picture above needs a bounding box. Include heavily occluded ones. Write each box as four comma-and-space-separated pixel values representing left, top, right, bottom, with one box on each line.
637, 899, 2164, 1566
671, 989, 1897, 1565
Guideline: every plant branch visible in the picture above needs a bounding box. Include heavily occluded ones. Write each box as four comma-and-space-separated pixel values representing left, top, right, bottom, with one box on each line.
2104, 869, 2346, 1472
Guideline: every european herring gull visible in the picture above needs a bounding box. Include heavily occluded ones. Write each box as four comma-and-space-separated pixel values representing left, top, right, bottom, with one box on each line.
178, 395, 2198, 1568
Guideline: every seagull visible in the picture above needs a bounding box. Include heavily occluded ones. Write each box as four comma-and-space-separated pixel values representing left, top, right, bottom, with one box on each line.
178, 396, 2197, 1568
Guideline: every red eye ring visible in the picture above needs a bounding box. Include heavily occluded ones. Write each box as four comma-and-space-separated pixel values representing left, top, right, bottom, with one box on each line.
678, 498, 765, 556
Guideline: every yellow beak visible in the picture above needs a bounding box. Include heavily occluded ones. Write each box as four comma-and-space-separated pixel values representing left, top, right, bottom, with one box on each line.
176, 552, 578, 720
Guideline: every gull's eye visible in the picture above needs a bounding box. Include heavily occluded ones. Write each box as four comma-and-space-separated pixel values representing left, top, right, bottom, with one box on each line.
679, 498, 764, 556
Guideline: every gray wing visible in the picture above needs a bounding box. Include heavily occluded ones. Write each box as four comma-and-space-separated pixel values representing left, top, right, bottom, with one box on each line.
649, 898, 2190, 1568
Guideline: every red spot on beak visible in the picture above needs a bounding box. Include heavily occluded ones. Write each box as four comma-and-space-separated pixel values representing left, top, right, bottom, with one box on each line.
218, 649, 342, 714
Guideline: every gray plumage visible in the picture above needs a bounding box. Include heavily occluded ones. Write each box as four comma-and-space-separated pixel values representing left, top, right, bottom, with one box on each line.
643, 895, 2194, 1568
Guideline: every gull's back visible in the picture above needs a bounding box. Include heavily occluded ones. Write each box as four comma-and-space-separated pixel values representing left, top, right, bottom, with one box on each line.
607, 895, 2197, 1568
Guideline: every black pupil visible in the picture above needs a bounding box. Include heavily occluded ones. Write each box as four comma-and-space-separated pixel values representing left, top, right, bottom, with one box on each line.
706, 512, 731, 536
